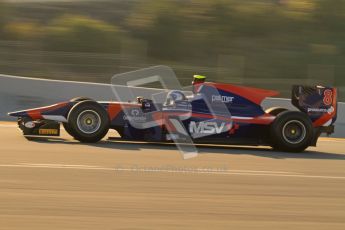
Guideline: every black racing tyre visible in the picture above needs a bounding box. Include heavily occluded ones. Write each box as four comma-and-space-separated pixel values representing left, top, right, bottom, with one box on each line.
62, 122, 76, 137
70, 97, 92, 102
270, 111, 313, 152
63, 97, 93, 138
67, 100, 110, 143
265, 107, 288, 116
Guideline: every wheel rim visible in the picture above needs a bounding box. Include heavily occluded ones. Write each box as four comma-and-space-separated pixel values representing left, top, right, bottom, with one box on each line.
282, 120, 306, 144
76, 110, 102, 134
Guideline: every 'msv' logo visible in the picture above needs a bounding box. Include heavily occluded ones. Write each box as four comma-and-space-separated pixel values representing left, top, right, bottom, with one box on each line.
189, 121, 231, 134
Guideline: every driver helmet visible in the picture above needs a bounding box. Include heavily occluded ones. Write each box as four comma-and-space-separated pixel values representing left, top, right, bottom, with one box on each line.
165, 90, 187, 106
166, 90, 186, 102
192, 75, 206, 94
192, 75, 206, 85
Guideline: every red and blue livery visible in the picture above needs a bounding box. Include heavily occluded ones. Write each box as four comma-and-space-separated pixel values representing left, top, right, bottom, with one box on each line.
8, 78, 337, 152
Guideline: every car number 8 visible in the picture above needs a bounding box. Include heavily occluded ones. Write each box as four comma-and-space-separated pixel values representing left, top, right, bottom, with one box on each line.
323, 89, 333, 106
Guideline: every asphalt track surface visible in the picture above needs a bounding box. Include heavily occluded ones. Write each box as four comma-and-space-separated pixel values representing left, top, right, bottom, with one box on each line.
0, 122, 344, 230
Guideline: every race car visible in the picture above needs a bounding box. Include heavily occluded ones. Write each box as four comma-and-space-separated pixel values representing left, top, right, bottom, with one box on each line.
8, 75, 337, 152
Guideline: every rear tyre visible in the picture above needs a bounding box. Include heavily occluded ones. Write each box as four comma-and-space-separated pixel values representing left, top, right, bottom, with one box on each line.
70, 97, 92, 102
265, 107, 287, 116
270, 111, 313, 152
67, 100, 110, 143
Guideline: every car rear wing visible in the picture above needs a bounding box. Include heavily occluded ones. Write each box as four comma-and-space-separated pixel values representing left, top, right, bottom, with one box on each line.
291, 85, 337, 127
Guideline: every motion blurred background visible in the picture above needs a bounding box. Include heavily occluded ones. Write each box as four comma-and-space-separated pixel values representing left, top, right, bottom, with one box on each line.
0, 0, 344, 100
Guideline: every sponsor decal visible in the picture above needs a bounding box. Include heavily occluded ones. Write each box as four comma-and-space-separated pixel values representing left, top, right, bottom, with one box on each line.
24, 121, 35, 129
123, 108, 147, 122
123, 115, 147, 122
39, 129, 59, 135
144, 102, 151, 108
307, 106, 334, 114
212, 95, 234, 103
166, 133, 180, 140
189, 121, 231, 134
131, 109, 140, 116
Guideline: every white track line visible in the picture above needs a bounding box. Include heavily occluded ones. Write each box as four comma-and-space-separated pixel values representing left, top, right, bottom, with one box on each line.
0, 163, 344, 180
17, 163, 300, 174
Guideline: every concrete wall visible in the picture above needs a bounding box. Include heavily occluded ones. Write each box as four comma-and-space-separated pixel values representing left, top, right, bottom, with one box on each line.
0, 74, 166, 118
1, 74, 343, 137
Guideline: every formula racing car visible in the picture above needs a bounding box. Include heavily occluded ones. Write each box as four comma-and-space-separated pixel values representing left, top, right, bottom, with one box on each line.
8, 75, 337, 152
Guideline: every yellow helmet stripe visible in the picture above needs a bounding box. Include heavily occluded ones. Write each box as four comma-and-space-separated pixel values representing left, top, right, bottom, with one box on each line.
193, 75, 206, 80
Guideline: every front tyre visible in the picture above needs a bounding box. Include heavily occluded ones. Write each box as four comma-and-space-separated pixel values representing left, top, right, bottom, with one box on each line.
63, 97, 93, 138
62, 122, 76, 137
67, 100, 109, 143
270, 111, 313, 152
